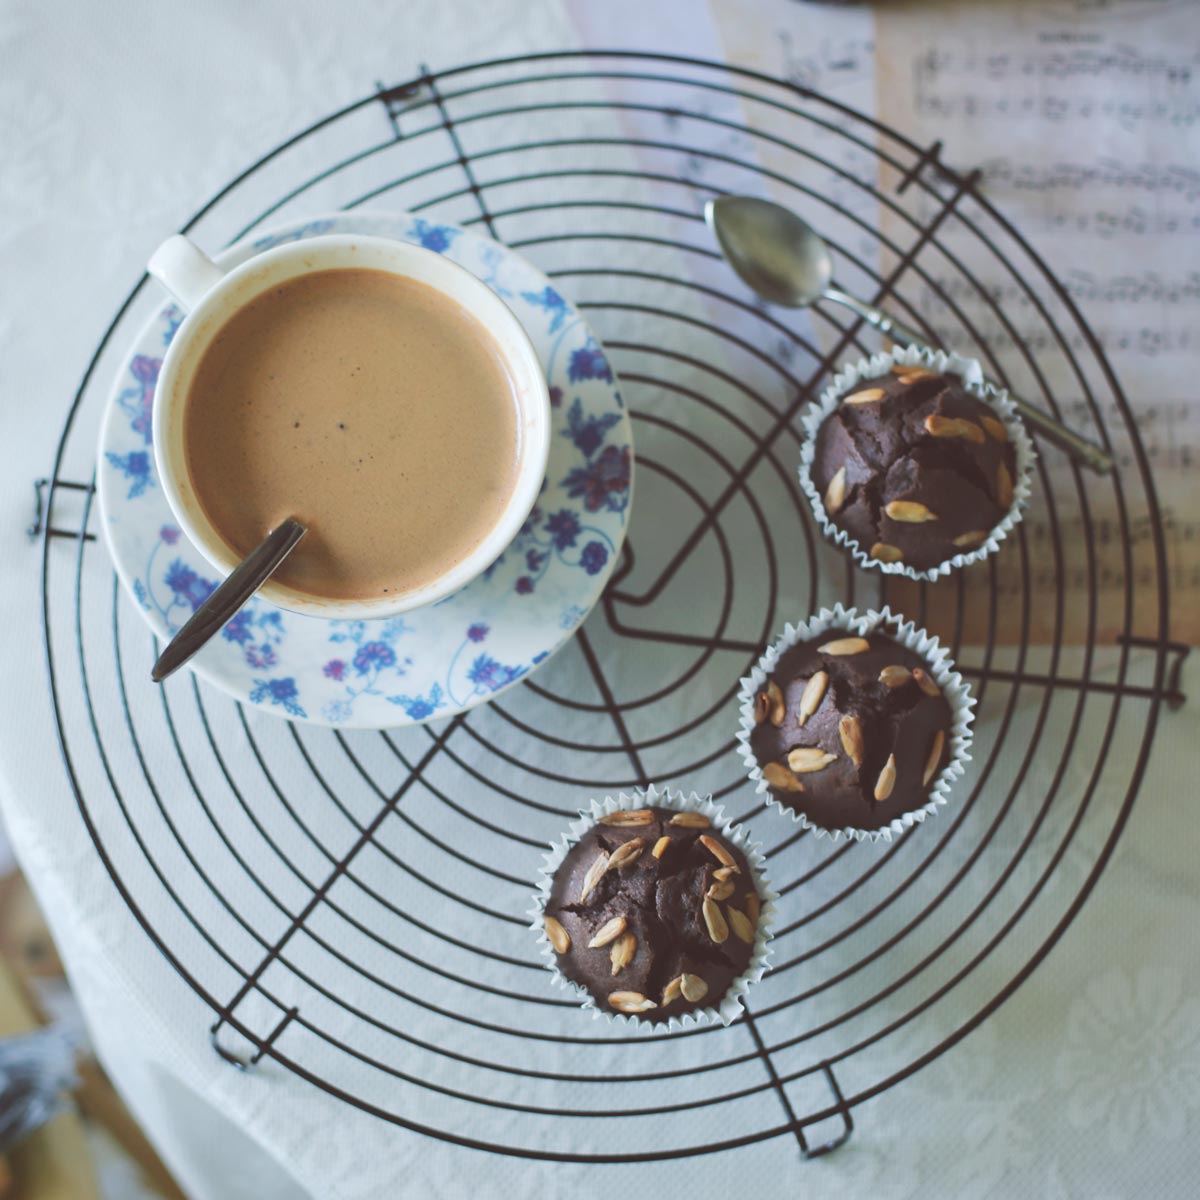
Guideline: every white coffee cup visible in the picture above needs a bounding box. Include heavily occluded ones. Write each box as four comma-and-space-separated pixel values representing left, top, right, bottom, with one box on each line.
147, 232, 550, 619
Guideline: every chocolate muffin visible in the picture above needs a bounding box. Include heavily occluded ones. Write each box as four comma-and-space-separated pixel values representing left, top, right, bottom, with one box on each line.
748, 630, 952, 832
812, 365, 1017, 570
542, 807, 762, 1022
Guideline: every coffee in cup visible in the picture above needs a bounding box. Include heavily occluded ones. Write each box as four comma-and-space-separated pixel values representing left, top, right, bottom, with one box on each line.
146, 232, 550, 620
184, 267, 521, 600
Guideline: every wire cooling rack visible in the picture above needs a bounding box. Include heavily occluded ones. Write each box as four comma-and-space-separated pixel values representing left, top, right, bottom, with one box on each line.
37, 52, 1181, 1161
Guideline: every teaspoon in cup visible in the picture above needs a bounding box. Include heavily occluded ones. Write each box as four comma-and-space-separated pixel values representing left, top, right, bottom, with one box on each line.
704, 195, 1113, 475
151, 518, 307, 683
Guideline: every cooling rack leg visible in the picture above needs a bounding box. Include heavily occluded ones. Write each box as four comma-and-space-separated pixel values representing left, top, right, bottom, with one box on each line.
740, 1005, 813, 1156
742, 1015, 854, 1158
210, 1007, 298, 1072
1117, 635, 1190, 711
375, 78, 434, 141
29, 477, 97, 542
798, 1062, 854, 1159
27, 478, 46, 538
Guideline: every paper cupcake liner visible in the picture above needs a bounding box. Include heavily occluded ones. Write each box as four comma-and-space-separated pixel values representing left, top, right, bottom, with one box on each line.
798, 345, 1036, 581
530, 784, 778, 1029
736, 604, 975, 843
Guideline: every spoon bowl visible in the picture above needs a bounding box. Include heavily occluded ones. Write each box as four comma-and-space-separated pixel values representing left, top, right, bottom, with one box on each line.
705, 196, 832, 307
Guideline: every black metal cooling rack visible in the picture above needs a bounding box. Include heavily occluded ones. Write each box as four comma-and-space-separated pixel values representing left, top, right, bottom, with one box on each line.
36, 52, 1185, 1163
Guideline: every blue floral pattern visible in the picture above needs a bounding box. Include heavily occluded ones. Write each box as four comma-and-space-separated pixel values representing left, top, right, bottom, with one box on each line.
222, 608, 286, 670
410, 218, 460, 254
114, 355, 160, 445
317, 617, 413, 722
567, 337, 614, 383
545, 509, 580, 549
249, 677, 306, 719
580, 542, 608, 575
476, 245, 513, 298
457, 623, 526, 699
466, 654, 526, 691
521, 285, 568, 334
563, 397, 621, 458
560, 604, 588, 630
98, 211, 632, 728
105, 450, 153, 499
387, 683, 445, 722
500, 503, 618, 598
562, 444, 633, 514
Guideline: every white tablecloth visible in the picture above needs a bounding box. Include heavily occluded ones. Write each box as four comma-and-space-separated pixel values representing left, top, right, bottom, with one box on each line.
1, 3, 1197, 1198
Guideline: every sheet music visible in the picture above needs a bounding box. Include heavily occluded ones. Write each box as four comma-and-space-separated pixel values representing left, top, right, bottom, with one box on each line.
552, 0, 1190, 643
873, 0, 1199, 644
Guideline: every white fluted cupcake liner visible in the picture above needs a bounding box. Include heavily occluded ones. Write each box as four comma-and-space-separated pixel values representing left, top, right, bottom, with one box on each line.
736, 604, 974, 843
799, 345, 1036, 581
530, 784, 778, 1029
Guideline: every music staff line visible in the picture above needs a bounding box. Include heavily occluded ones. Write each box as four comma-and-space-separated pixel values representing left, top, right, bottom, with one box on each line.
977, 156, 1200, 202
913, 45, 1198, 86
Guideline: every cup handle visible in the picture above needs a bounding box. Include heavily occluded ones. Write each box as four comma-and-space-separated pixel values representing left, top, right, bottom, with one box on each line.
147, 235, 226, 312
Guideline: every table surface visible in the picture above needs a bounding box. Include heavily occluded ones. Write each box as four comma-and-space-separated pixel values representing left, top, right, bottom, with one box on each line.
1, 3, 1197, 1199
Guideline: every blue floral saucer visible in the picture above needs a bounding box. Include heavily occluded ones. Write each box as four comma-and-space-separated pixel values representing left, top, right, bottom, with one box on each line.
97, 212, 633, 728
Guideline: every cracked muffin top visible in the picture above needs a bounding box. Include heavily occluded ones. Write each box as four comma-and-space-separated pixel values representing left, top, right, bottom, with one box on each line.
748, 630, 952, 832
542, 807, 761, 1022
812, 365, 1017, 570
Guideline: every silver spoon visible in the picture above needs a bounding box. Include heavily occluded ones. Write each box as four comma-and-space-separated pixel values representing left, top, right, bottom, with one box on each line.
151, 518, 306, 683
705, 195, 1113, 474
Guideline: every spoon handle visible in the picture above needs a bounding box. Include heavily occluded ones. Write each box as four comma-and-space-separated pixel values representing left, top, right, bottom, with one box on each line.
824, 286, 931, 350
151, 518, 307, 683
823, 288, 1114, 475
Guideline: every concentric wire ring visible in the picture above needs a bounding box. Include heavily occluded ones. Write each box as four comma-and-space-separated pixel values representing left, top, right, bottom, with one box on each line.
40, 52, 1169, 1160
